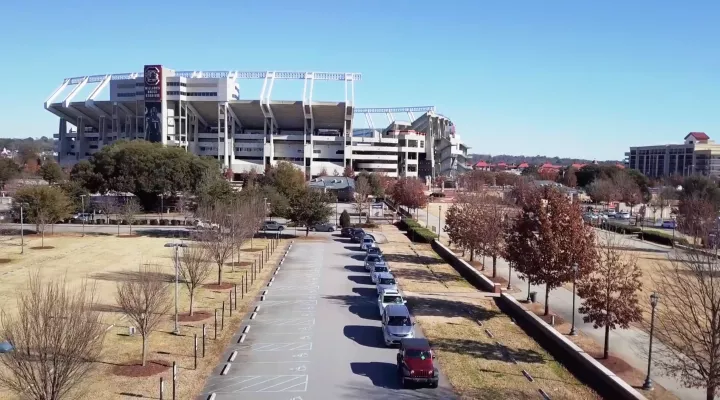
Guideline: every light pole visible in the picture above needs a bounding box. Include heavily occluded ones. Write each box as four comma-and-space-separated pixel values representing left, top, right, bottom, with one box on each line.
19, 202, 28, 254
335, 199, 338, 226
263, 197, 268, 222
570, 263, 579, 336
643, 292, 660, 391
160, 194, 164, 222
437, 205, 441, 243
81, 194, 87, 237
164, 242, 188, 335
507, 261, 512, 291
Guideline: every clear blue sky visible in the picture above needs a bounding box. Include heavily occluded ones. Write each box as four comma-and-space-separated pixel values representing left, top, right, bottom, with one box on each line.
1, 0, 718, 161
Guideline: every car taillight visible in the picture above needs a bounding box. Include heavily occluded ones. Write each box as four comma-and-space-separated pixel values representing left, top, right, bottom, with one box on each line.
409, 370, 414, 375
430, 369, 434, 376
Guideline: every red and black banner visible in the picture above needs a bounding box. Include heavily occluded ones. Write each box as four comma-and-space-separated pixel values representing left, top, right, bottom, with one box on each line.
144, 65, 163, 142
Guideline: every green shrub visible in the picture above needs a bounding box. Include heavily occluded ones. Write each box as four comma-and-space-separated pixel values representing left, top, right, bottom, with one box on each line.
340, 210, 351, 228
354, 222, 378, 229
159, 219, 168, 226
398, 217, 438, 243
150, 219, 158, 226
599, 221, 641, 234
638, 230, 689, 246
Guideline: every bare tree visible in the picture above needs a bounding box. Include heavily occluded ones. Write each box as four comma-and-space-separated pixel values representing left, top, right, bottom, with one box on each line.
653, 246, 720, 399
578, 232, 642, 359
119, 198, 142, 235
116, 263, 171, 366
179, 245, 212, 316
0, 273, 106, 400
354, 176, 372, 224
198, 202, 235, 285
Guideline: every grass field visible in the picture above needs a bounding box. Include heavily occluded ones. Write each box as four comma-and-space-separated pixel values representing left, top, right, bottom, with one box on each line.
0, 231, 286, 400
378, 224, 599, 400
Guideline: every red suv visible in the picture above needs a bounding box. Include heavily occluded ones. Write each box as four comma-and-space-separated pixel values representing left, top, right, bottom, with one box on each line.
396, 338, 439, 388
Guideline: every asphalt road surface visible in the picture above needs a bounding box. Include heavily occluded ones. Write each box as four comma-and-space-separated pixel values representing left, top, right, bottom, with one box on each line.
199, 233, 456, 400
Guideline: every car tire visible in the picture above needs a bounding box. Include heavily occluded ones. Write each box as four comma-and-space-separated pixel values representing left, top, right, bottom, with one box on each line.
430, 381, 438, 388
278, 226, 284, 231
401, 377, 409, 389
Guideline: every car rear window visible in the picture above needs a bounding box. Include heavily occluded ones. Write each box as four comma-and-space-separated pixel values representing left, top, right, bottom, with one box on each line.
374, 266, 388, 272
406, 349, 431, 359
388, 316, 411, 326
380, 278, 396, 285
368, 255, 380, 262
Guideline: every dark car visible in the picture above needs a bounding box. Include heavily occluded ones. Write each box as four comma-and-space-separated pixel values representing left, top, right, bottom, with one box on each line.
311, 223, 335, 232
351, 229, 366, 243
397, 338, 439, 388
341, 227, 355, 237
262, 221, 285, 231
367, 246, 382, 256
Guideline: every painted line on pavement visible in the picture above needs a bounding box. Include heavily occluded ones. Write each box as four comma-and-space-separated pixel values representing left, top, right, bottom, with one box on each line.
250, 312, 257, 320
243, 326, 251, 334
229, 351, 238, 361
238, 334, 246, 343
221, 363, 231, 375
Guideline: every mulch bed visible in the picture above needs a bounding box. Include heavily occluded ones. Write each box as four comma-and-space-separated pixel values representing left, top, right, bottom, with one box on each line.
0, 259, 11, 264
177, 311, 212, 322
117, 234, 140, 238
528, 302, 568, 326
292, 236, 328, 242
203, 283, 234, 290
111, 359, 171, 377
241, 248, 265, 253
29, 246, 55, 250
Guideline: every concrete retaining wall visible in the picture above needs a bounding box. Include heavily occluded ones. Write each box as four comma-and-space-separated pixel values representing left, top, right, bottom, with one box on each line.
431, 239, 648, 400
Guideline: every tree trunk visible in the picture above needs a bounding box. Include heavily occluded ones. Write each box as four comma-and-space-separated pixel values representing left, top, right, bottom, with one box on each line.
129, 223, 133, 235
217, 264, 222, 286
117, 223, 120, 236
603, 324, 610, 359
707, 385, 716, 400
305, 227, 309, 237
141, 335, 147, 366
41, 229, 45, 247
189, 292, 194, 316
492, 255, 497, 278
544, 285, 550, 316
469, 247, 475, 262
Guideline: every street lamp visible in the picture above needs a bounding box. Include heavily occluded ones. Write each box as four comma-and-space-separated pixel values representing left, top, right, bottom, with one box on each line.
19, 202, 28, 254
263, 197, 268, 222
164, 242, 188, 335
507, 261, 513, 291
570, 263, 579, 336
437, 205, 441, 243
80, 194, 87, 237
643, 292, 660, 391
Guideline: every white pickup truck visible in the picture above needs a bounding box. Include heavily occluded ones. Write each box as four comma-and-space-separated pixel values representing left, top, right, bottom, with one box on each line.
194, 219, 219, 230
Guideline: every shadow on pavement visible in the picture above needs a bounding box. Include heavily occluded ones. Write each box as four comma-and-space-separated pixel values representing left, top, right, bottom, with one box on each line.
344, 265, 366, 273
135, 229, 191, 239
349, 304, 381, 321
343, 325, 385, 348
599, 245, 669, 254
352, 287, 377, 297
350, 362, 400, 389
350, 254, 368, 261
405, 296, 500, 321
340, 383, 458, 399
324, 293, 379, 321
348, 275, 374, 285
345, 245, 362, 252
431, 338, 546, 364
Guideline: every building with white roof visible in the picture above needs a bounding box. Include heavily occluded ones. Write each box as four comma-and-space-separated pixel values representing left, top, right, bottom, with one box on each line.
46, 65, 469, 179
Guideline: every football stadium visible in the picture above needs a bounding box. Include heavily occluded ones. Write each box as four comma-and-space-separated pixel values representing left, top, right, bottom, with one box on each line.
46, 65, 470, 179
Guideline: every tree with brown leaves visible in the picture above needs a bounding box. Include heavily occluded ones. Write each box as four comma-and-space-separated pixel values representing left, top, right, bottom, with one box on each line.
653, 244, 720, 399
477, 193, 511, 277
343, 165, 354, 178
505, 187, 597, 315
578, 232, 642, 359
587, 178, 618, 205
116, 264, 171, 367
0, 273, 106, 400
444, 192, 485, 261
391, 178, 428, 214
179, 245, 212, 316
677, 194, 716, 246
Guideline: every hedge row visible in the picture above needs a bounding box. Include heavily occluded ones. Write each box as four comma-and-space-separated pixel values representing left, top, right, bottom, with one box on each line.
598, 220, 641, 235
68, 218, 193, 226
398, 217, 438, 243
637, 230, 689, 247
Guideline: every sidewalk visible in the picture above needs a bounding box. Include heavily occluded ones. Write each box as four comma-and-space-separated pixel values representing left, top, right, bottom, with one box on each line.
414, 206, 704, 400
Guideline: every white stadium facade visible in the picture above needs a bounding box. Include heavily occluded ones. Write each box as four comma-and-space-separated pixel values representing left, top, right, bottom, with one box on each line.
46, 65, 470, 180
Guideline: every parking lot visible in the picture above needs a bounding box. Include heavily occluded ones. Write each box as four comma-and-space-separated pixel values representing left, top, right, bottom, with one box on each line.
200, 232, 456, 399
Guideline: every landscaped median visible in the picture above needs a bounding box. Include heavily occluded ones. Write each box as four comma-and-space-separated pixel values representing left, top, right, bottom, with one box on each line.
378, 224, 600, 400
0, 232, 288, 400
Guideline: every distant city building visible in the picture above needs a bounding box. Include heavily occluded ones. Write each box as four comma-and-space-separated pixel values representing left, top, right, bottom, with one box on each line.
45, 65, 469, 180
625, 132, 720, 178
308, 176, 355, 202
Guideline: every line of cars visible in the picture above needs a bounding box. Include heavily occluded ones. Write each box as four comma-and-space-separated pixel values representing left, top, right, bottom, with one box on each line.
341, 227, 440, 389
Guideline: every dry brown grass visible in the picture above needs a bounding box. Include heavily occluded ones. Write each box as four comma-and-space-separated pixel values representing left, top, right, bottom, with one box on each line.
378, 225, 599, 400
0, 232, 286, 400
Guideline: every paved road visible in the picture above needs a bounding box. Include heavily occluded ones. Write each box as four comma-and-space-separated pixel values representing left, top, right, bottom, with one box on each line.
199, 233, 456, 400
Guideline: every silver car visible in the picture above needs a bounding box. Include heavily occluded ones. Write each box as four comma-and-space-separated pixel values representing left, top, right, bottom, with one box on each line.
377, 289, 406, 316
371, 265, 390, 284
382, 304, 415, 347
364, 254, 385, 272
376, 272, 398, 294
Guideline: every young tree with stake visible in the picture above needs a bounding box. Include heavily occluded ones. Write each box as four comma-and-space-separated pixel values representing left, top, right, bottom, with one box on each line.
198, 202, 236, 285
13, 185, 72, 247
577, 232, 642, 359
0, 273, 106, 400
120, 198, 142, 235
179, 245, 213, 316
354, 176, 372, 224
116, 263, 171, 367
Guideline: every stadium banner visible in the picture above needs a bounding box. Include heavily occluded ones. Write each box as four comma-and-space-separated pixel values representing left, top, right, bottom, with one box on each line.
144, 65, 163, 143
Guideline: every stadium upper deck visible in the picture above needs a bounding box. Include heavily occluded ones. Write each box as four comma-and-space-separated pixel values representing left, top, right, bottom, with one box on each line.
46, 65, 469, 179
